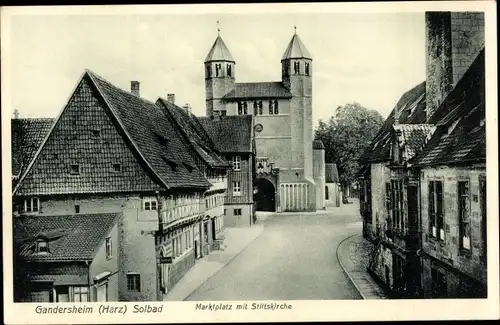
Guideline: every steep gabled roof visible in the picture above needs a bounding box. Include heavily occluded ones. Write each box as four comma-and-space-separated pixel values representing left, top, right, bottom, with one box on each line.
13, 70, 210, 195
358, 81, 427, 165
281, 33, 312, 61
15, 213, 119, 262
412, 49, 485, 166
204, 35, 235, 63
11, 118, 54, 179
223, 82, 292, 100
157, 98, 230, 169
198, 115, 253, 153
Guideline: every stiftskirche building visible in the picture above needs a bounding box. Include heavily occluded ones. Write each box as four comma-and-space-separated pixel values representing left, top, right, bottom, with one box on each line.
204, 30, 326, 213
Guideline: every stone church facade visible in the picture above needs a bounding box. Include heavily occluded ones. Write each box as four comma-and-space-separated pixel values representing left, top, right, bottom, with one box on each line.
203, 31, 326, 213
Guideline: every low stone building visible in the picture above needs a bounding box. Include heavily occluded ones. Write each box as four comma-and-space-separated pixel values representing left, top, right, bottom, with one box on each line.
14, 213, 120, 302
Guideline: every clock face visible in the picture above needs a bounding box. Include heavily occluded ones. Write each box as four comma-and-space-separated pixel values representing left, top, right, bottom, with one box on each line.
255, 124, 263, 133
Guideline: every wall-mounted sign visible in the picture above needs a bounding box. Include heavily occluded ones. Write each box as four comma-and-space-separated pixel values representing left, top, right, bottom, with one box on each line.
254, 124, 263, 133
159, 256, 172, 264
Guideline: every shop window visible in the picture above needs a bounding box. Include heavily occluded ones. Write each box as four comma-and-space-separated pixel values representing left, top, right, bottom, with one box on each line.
428, 181, 444, 241
126, 274, 141, 292
73, 286, 89, 302
458, 181, 471, 251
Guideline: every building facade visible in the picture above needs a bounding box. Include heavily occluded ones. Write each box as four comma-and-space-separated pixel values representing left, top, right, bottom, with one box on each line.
203, 31, 326, 213
12, 70, 223, 301
358, 11, 486, 298
325, 163, 341, 207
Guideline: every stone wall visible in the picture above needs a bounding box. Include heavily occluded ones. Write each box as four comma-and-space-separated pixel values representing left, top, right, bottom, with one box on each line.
420, 166, 487, 287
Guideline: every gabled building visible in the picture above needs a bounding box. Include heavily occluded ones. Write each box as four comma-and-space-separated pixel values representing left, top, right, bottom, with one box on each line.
12, 70, 213, 301
14, 213, 119, 302
203, 30, 326, 213
157, 96, 231, 254
412, 49, 486, 298
325, 163, 341, 207
199, 115, 256, 227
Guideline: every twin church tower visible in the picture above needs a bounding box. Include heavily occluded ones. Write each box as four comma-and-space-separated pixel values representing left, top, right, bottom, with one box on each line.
203, 29, 326, 212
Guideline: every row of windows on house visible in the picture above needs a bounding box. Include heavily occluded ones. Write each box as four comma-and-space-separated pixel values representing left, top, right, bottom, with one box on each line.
236, 100, 280, 116
383, 177, 486, 254
206, 193, 224, 210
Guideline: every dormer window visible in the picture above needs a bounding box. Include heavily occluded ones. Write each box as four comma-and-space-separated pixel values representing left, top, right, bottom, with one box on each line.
112, 163, 121, 172
23, 197, 40, 213
91, 129, 101, 138
35, 239, 49, 254
70, 164, 80, 175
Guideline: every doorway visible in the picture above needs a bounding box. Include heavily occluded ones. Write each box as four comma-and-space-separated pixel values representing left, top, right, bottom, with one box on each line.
255, 178, 276, 212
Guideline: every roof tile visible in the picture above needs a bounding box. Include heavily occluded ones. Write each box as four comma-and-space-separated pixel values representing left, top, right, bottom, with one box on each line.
199, 115, 253, 153
223, 82, 292, 100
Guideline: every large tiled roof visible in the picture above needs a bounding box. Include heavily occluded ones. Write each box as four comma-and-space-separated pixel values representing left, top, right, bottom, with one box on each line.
412, 49, 485, 166
393, 124, 436, 161
15, 213, 119, 262
325, 163, 339, 183
358, 81, 427, 164
14, 70, 210, 195
198, 115, 253, 153
281, 33, 312, 61
223, 82, 292, 100
204, 36, 235, 63
11, 118, 54, 179
157, 98, 230, 169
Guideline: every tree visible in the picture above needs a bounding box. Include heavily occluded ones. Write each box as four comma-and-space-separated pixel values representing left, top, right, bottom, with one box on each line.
315, 102, 384, 200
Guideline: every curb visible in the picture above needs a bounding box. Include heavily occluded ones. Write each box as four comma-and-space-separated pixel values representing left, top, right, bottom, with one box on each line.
182, 225, 264, 301
336, 234, 367, 300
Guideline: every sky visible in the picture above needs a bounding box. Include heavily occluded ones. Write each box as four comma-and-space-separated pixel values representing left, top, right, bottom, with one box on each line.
6, 10, 427, 126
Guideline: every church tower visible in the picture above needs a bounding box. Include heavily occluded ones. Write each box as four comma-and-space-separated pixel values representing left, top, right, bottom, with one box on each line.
281, 30, 314, 182
204, 32, 236, 117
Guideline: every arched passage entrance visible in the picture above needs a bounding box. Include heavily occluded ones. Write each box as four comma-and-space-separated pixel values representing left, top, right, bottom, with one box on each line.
255, 178, 276, 212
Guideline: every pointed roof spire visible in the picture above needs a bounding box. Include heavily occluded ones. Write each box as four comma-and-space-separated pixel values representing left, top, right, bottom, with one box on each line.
204, 32, 235, 63
281, 30, 312, 61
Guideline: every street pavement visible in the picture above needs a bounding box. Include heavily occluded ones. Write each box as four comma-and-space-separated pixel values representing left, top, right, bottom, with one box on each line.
186, 200, 364, 300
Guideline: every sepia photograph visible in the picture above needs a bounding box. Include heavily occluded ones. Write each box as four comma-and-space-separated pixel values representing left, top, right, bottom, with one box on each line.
2, 2, 498, 324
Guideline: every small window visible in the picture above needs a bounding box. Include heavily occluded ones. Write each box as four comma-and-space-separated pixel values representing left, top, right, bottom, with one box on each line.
234, 208, 242, 216
224, 209, 226, 215
35, 240, 49, 254
274, 100, 279, 115
458, 181, 471, 251
70, 164, 80, 175
220, 110, 227, 117
24, 197, 40, 213
233, 181, 241, 196
227, 64, 232, 77
127, 274, 141, 292
269, 100, 274, 115
237, 102, 243, 115
305, 62, 310, 76
112, 163, 121, 172
105, 237, 112, 259
243, 102, 248, 115
91, 129, 101, 138
232, 156, 241, 170
75, 205, 80, 214
144, 198, 158, 211
258, 101, 263, 115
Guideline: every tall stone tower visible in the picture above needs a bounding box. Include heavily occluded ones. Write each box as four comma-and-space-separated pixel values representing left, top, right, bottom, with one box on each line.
281, 31, 314, 183
204, 34, 236, 117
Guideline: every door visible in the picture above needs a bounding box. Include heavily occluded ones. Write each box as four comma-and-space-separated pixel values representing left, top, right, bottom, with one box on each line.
96, 283, 107, 302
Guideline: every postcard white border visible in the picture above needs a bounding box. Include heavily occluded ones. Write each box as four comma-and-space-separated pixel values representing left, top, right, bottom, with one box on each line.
2, 1, 498, 323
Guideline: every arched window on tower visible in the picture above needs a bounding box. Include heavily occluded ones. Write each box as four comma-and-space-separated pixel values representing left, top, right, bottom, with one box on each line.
305, 62, 310, 76
253, 101, 258, 115
274, 100, 279, 115
269, 100, 274, 115
206, 65, 211, 78
243, 102, 248, 115
294, 61, 300, 74
258, 101, 263, 115
215, 64, 221, 77
237, 102, 242, 115
325, 186, 329, 200
227, 64, 232, 77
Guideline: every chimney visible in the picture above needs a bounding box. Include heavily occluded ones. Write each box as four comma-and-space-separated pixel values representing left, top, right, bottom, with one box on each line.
212, 110, 221, 121
167, 93, 175, 104
183, 103, 192, 115
130, 81, 140, 97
